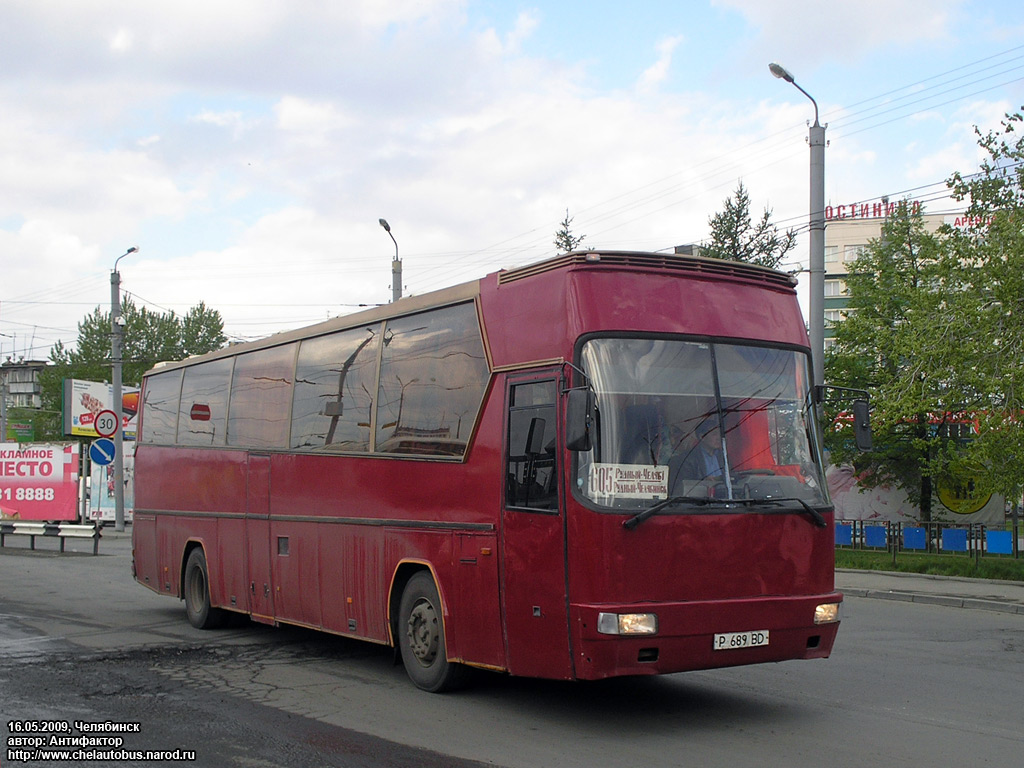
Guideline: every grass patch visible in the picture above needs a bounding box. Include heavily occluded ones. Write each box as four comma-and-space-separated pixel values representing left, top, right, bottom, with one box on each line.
835, 549, 1024, 582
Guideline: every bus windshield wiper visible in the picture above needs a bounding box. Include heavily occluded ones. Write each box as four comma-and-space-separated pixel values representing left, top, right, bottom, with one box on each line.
739, 497, 827, 528
622, 496, 717, 530
623, 496, 828, 530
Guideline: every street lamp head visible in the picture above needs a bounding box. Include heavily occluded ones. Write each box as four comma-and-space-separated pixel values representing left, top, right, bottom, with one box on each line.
114, 246, 139, 273
768, 61, 819, 126
378, 218, 391, 233
769, 62, 794, 83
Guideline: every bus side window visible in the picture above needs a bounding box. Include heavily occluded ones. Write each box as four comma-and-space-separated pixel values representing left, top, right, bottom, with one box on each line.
506, 381, 557, 511
374, 303, 488, 457
140, 369, 183, 444
290, 326, 380, 453
177, 358, 233, 446
227, 344, 296, 449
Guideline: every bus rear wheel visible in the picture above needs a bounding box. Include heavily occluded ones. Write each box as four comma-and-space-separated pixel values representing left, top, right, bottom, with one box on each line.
183, 547, 226, 629
397, 571, 467, 692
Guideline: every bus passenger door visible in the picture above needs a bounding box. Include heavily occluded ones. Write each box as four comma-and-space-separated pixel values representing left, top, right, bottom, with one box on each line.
501, 374, 573, 679
245, 453, 274, 622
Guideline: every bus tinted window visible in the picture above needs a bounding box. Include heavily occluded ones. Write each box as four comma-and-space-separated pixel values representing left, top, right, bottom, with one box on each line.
140, 369, 182, 444
375, 303, 488, 456
177, 358, 233, 446
507, 380, 557, 510
291, 325, 381, 452
227, 344, 296, 449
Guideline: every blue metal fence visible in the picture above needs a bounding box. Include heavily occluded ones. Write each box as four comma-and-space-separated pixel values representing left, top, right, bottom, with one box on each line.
836, 519, 1020, 560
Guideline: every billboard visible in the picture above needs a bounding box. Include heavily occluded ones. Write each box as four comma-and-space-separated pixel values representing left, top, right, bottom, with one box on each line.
827, 464, 1004, 524
87, 452, 134, 524
4, 421, 34, 442
0, 442, 81, 521
63, 379, 140, 440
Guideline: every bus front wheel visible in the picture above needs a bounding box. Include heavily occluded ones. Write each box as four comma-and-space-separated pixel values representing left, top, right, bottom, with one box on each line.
183, 547, 226, 629
397, 571, 467, 692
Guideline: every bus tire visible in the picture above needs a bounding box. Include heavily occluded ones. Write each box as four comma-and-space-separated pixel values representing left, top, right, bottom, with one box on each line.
397, 571, 467, 692
183, 547, 226, 629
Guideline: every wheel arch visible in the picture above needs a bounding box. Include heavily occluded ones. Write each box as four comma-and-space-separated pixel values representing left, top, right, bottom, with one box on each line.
179, 538, 208, 600
388, 559, 448, 649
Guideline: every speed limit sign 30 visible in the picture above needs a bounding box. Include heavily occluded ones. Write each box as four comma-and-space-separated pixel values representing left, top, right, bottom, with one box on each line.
94, 409, 120, 438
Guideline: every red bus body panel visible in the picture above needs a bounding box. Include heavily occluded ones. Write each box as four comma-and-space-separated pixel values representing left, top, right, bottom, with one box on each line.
133, 254, 840, 683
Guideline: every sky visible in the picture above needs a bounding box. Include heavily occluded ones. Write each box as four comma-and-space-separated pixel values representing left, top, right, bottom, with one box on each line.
2, 0, 1023, 362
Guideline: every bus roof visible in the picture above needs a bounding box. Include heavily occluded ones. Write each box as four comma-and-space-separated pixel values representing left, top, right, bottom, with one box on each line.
144, 251, 797, 377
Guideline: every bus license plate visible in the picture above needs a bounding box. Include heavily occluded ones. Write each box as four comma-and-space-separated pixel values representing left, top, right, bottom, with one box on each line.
713, 630, 769, 651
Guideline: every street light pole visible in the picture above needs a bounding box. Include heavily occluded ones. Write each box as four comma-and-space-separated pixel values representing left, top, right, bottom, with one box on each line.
379, 218, 401, 302
111, 246, 138, 532
770, 62, 826, 392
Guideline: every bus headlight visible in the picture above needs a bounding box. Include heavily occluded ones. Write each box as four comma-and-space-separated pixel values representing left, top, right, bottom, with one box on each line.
597, 612, 658, 635
814, 602, 841, 624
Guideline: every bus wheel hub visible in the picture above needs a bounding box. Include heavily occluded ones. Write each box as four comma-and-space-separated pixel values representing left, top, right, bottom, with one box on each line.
407, 598, 439, 664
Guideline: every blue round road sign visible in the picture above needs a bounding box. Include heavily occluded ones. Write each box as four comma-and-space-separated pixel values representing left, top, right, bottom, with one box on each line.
90, 438, 116, 466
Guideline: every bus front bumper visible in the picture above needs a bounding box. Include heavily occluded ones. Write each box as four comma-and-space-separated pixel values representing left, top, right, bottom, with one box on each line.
570, 591, 843, 680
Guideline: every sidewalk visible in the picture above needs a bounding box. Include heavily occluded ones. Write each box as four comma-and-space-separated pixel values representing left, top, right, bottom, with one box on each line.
836, 568, 1024, 615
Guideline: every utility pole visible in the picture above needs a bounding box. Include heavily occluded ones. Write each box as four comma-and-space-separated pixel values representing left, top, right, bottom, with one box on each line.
111, 246, 137, 532
0, 374, 7, 443
379, 219, 401, 302
770, 62, 826, 391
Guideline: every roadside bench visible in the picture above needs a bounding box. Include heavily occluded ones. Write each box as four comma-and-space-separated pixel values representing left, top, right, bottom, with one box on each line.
0, 521, 102, 555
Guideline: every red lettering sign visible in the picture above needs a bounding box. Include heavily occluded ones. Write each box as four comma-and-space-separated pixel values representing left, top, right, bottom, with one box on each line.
0, 443, 80, 521
826, 198, 923, 221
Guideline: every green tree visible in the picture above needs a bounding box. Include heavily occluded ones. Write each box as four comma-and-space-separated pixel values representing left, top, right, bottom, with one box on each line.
826, 109, 1024, 516
553, 208, 586, 253
944, 108, 1024, 502
824, 205, 970, 521
702, 181, 797, 269
35, 297, 226, 440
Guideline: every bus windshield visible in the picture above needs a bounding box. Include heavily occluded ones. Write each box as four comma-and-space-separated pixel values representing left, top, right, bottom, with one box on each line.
576, 337, 828, 508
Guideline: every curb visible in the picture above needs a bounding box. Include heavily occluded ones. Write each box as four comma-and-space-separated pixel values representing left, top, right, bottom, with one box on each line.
836, 568, 1024, 587
841, 587, 1024, 615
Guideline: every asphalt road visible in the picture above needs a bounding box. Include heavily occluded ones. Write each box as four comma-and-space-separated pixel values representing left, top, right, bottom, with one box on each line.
2, 530, 1022, 767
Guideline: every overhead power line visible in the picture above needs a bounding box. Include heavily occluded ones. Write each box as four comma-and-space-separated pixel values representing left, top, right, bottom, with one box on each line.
6, 46, 1023, 353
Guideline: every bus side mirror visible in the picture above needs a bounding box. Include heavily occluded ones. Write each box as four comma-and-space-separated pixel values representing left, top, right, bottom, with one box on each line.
853, 399, 872, 452
566, 389, 593, 452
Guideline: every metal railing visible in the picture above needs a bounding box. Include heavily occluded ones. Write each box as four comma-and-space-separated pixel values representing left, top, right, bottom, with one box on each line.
835, 519, 1020, 562
0, 521, 102, 555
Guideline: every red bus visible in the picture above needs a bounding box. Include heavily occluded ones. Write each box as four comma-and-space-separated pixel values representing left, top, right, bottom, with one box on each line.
132, 251, 846, 691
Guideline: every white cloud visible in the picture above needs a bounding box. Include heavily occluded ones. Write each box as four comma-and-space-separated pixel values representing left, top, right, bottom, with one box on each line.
716, 0, 962, 62
274, 98, 354, 136
0, 108, 190, 241
476, 9, 540, 57
190, 110, 247, 130
638, 35, 686, 93
505, 10, 540, 53
1, 0, 1020, 361
109, 27, 134, 53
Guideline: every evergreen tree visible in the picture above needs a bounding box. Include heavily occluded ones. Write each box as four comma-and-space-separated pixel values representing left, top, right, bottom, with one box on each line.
553, 208, 586, 253
702, 181, 797, 269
